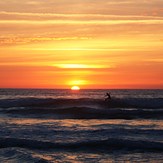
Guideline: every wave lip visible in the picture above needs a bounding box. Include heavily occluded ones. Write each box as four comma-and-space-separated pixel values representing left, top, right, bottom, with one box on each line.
0, 137, 163, 152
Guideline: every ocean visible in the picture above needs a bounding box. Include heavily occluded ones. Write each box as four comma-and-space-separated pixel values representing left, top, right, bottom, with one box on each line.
0, 89, 163, 162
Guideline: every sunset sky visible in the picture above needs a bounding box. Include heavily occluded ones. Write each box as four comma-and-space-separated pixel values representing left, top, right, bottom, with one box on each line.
0, 0, 163, 89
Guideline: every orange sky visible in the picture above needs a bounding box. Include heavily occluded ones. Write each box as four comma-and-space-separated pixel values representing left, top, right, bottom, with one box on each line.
0, 0, 163, 89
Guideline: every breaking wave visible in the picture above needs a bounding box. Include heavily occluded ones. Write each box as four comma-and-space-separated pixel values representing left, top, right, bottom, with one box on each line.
0, 98, 163, 119
0, 97, 163, 119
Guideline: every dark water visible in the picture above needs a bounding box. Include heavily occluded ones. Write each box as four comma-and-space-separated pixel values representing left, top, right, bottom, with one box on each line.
0, 89, 163, 162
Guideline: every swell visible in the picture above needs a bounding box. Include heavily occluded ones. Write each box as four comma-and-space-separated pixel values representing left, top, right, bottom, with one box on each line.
0, 137, 163, 152
0, 97, 163, 109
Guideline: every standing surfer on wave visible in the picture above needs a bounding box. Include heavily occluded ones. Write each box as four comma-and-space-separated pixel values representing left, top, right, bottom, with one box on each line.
105, 92, 111, 101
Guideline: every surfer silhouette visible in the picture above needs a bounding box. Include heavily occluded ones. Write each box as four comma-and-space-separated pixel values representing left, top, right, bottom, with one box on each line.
105, 92, 111, 101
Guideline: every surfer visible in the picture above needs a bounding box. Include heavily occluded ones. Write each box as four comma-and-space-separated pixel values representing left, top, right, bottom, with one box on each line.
105, 92, 111, 101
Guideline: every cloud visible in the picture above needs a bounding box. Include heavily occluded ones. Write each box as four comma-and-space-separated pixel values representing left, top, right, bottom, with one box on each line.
1, 11, 163, 20
0, 0, 163, 16
0, 4, 163, 55
0, 36, 91, 46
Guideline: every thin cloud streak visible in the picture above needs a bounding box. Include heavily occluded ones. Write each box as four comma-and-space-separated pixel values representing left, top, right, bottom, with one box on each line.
1, 11, 163, 20
1, 19, 163, 25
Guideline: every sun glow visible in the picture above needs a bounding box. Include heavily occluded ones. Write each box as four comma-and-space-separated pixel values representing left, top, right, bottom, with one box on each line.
71, 86, 80, 90
69, 80, 87, 86
54, 64, 106, 69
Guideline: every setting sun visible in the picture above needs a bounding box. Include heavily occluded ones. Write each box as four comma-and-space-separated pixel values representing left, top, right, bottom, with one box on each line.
71, 86, 80, 90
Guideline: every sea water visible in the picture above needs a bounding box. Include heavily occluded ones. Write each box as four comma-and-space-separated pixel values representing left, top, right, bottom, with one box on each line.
0, 89, 163, 162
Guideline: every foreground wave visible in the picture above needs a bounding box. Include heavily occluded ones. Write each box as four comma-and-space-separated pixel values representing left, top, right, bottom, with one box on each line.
0, 137, 163, 152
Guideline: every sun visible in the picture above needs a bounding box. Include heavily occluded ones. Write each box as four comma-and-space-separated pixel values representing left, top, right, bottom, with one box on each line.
71, 86, 80, 90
